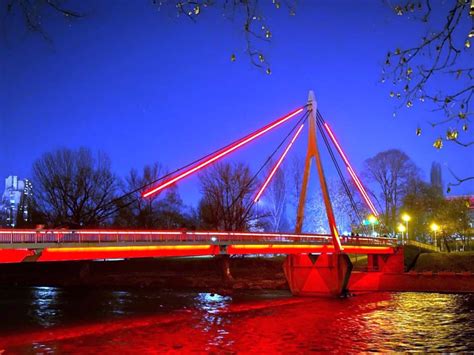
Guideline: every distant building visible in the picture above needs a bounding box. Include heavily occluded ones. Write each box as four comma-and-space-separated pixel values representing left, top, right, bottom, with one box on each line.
430, 162, 443, 195
1, 176, 33, 227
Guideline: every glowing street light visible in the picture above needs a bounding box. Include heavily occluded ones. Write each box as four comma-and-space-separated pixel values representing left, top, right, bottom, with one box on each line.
368, 215, 377, 236
430, 223, 440, 248
398, 223, 406, 244
401, 213, 411, 240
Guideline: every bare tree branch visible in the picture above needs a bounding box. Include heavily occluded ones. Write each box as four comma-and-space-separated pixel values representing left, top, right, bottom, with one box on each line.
383, 1, 473, 149
447, 167, 474, 191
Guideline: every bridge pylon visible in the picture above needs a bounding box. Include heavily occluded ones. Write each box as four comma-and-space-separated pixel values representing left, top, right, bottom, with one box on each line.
284, 90, 352, 297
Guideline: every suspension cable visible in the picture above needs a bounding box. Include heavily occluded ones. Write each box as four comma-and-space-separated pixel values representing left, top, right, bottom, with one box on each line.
97, 106, 309, 224
315, 111, 363, 225
236, 111, 310, 229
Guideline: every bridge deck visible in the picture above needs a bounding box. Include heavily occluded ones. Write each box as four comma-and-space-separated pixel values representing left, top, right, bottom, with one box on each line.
0, 229, 397, 263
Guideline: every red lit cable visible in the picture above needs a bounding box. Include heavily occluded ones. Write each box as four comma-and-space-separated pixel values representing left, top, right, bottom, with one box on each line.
323, 122, 379, 216
254, 123, 305, 202
143, 107, 304, 198
346, 165, 378, 216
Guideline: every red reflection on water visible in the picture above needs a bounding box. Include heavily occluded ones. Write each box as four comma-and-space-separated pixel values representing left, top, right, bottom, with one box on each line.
1, 292, 471, 353
0, 293, 388, 352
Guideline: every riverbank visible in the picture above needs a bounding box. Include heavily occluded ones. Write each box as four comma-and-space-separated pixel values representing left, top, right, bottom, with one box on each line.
0, 256, 289, 291
0, 252, 472, 292
412, 252, 474, 272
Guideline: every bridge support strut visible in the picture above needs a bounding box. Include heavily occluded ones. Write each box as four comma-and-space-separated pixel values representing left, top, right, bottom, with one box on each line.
284, 253, 353, 297
286, 91, 352, 297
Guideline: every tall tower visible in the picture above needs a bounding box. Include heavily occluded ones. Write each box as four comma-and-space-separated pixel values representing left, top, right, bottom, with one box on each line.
1, 176, 33, 227
430, 162, 443, 195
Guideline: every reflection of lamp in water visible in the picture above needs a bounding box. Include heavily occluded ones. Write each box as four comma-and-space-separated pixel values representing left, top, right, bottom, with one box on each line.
32, 286, 60, 327
195, 292, 230, 318
430, 223, 440, 248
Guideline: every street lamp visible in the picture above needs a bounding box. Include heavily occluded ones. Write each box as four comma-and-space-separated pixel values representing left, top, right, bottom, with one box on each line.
401, 213, 411, 240
368, 215, 377, 236
430, 223, 440, 248
398, 223, 406, 244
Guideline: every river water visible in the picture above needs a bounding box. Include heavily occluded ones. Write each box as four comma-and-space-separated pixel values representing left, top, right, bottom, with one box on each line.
0, 287, 472, 353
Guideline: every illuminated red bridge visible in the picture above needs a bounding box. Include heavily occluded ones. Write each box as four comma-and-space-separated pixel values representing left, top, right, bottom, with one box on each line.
1, 91, 405, 297
0, 229, 396, 263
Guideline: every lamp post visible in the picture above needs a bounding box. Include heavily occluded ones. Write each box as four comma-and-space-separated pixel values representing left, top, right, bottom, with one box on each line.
401, 213, 411, 241
368, 215, 377, 236
398, 224, 406, 244
430, 223, 439, 249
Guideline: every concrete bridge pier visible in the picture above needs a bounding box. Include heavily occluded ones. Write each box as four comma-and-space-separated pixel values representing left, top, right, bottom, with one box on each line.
216, 254, 234, 284
283, 252, 353, 297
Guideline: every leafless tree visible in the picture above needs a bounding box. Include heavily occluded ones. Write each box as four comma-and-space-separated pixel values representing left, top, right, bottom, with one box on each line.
32, 147, 119, 227
198, 162, 258, 231
382, 1, 473, 151
285, 155, 304, 229
294, 178, 365, 235
154, 185, 192, 229
363, 149, 420, 232
329, 179, 365, 233
114, 163, 193, 228
262, 163, 288, 232
2, 0, 83, 42
114, 163, 164, 228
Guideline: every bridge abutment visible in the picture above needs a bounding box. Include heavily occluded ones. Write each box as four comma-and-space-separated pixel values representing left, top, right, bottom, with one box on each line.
283, 252, 353, 297
366, 248, 404, 273
349, 247, 406, 292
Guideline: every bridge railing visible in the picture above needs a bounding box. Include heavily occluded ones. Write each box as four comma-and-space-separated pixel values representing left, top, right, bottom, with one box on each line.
406, 239, 440, 252
0, 229, 397, 247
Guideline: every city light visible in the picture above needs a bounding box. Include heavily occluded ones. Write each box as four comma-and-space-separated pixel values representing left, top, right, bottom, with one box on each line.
368, 215, 377, 236
431, 222, 440, 248
142, 107, 304, 198
398, 224, 406, 233
401, 213, 411, 240
430, 223, 440, 232
402, 214, 411, 222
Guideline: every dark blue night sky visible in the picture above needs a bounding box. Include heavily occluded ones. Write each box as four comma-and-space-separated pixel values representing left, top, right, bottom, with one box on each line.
1, 1, 473, 206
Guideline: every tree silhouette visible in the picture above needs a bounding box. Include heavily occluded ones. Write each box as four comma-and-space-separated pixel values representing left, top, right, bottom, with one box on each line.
198, 162, 257, 231
32, 147, 119, 227
363, 149, 420, 232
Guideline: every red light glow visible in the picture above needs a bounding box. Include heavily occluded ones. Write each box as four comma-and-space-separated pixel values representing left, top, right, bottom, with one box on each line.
254, 123, 305, 202
227, 244, 394, 255
143, 107, 304, 198
0, 249, 34, 263
38, 245, 218, 262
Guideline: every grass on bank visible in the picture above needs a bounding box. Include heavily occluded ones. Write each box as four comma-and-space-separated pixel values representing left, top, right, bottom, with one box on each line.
413, 251, 474, 273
